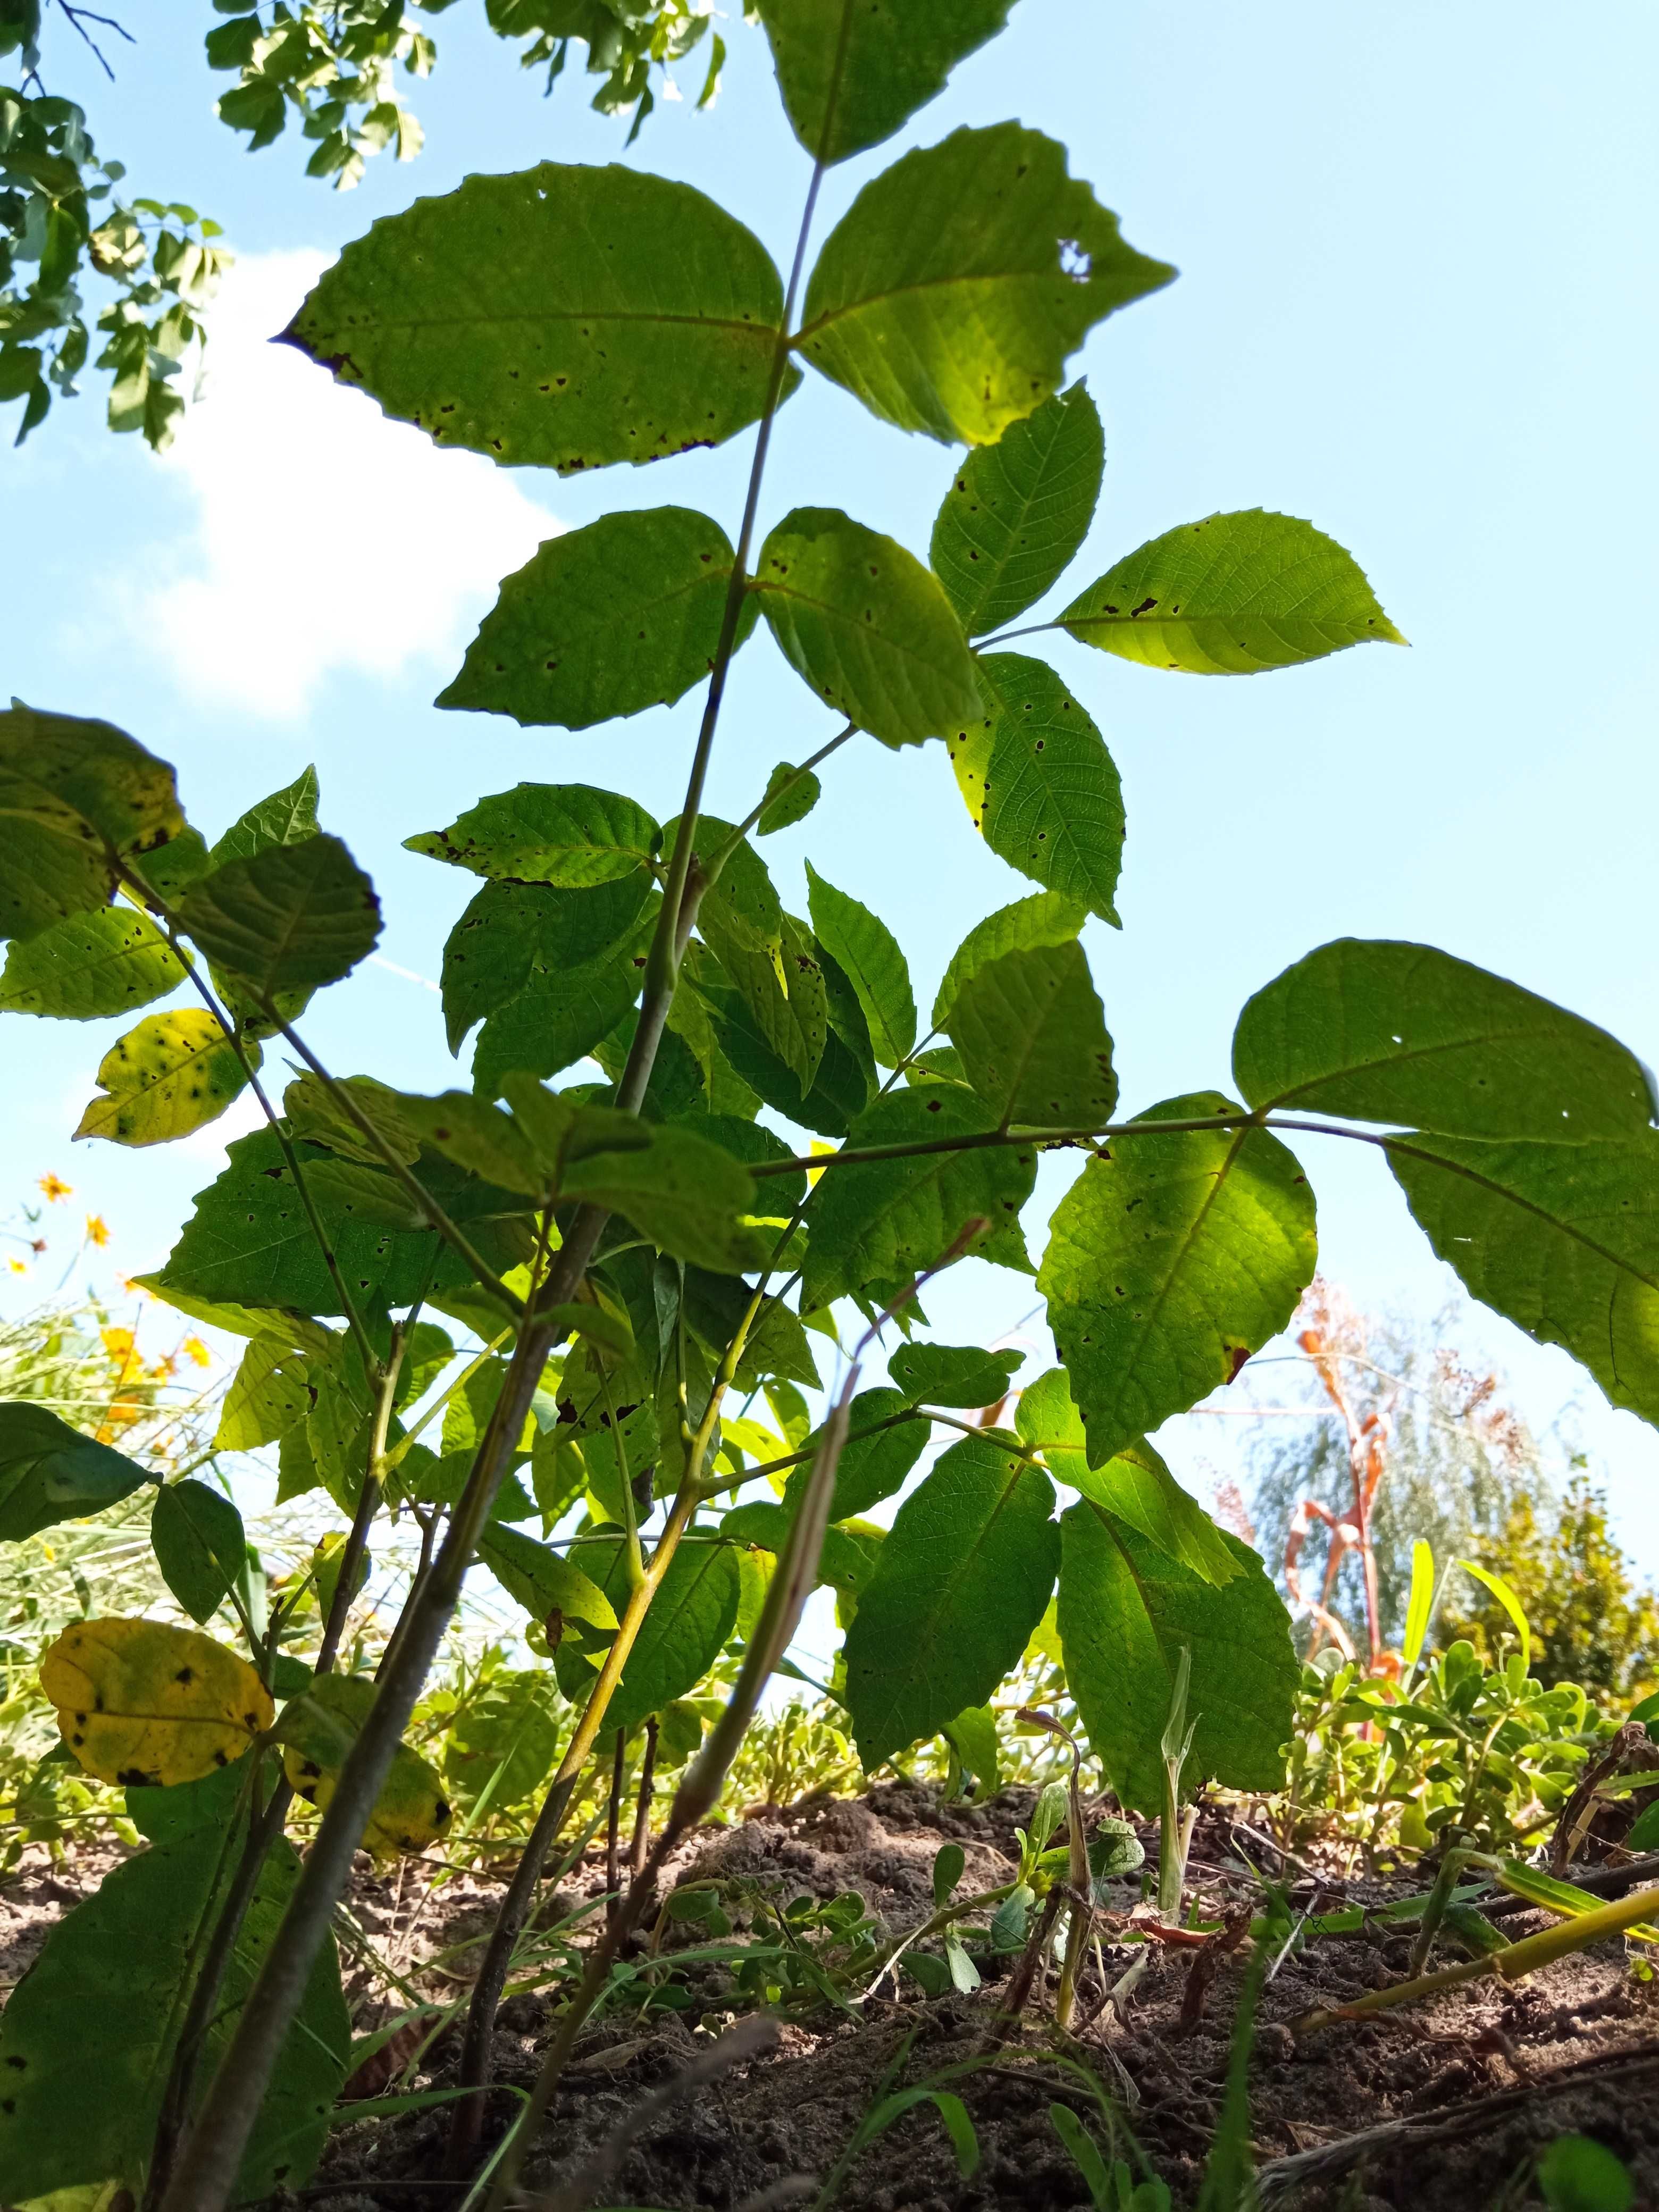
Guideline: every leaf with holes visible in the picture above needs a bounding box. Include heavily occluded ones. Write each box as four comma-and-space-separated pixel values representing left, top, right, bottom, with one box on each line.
950, 655, 1124, 924
407, 783, 659, 889
843, 1434, 1059, 1765
0, 703, 184, 944
0, 904, 185, 1020
1058, 1503, 1297, 1811
176, 834, 381, 996
946, 939, 1117, 1129
1388, 1129, 1659, 1427
0, 1404, 148, 1543
277, 1673, 452, 1858
284, 164, 794, 473
1234, 939, 1657, 1141
150, 1479, 248, 1624
805, 861, 916, 1067
797, 125, 1174, 446
1061, 510, 1405, 674
931, 383, 1104, 635
439, 509, 758, 730
1038, 1093, 1318, 1467
41, 1616, 273, 1789
476, 1524, 619, 1640
802, 1085, 1036, 1306
439, 871, 652, 1061
72, 1008, 253, 1147
887, 1341, 1023, 1409
755, 0, 1015, 164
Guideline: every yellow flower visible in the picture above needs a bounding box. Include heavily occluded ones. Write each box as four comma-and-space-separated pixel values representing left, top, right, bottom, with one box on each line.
85, 1213, 110, 1248
180, 1334, 211, 1369
38, 1172, 73, 1202
6, 1257, 27, 1276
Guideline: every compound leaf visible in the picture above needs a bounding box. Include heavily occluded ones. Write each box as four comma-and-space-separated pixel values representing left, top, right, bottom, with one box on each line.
285, 164, 791, 474
1038, 1093, 1318, 1467
1388, 1130, 1659, 1428
951, 653, 1124, 924
843, 1435, 1059, 1765
0, 703, 183, 944
72, 1008, 253, 1147
754, 506, 980, 749
0, 1404, 148, 1543
805, 861, 916, 1067
1058, 1503, 1297, 1811
41, 1616, 274, 1789
1061, 510, 1405, 674
207, 767, 320, 869
0, 904, 185, 1020
438, 509, 757, 729
945, 939, 1117, 1129
802, 1085, 1036, 1306
408, 782, 658, 889
149, 1478, 248, 1624
797, 124, 1174, 446
888, 1341, 1022, 1409
1234, 939, 1658, 1141
932, 890, 1085, 1029
560, 1120, 766, 1272
176, 834, 381, 996
931, 383, 1104, 635
755, 0, 1015, 164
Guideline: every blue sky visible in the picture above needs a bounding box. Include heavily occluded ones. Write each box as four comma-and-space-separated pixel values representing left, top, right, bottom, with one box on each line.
6, 1, 1658, 1572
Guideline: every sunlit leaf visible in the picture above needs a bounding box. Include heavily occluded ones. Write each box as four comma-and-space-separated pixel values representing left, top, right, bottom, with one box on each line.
0, 904, 185, 1020
278, 1672, 451, 1858
206, 766, 320, 868
41, 1616, 273, 1789
755, 0, 1015, 164
931, 383, 1104, 636
552, 1532, 741, 1738
407, 782, 659, 889
72, 1008, 253, 1147
887, 1341, 1021, 1409
931, 889, 1085, 1030
175, 833, 381, 996
780, 1385, 927, 1522
797, 124, 1174, 445
0, 704, 184, 944
477, 1523, 619, 1638
805, 861, 916, 1067
946, 939, 1116, 1129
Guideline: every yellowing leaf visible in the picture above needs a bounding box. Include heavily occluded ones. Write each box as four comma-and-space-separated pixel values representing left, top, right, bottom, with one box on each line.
278, 1673, 451, 1858
73, 1009, 254, 1147
41, 1618, 273, 1789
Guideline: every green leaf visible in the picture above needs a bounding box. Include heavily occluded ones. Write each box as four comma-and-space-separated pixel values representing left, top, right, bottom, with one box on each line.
438, 509, 757, 729
1038, 1093, 1319, 1467
206, 766, 320, 868
1233, 939, 1658, 1141
477, 1523, 619, 1636
753, 506, 981, 749
1537, 2135, 1635, 2212
407, 782, 658, 889
1402, 1538, 1436, 1668
931, 383, 1104, 636
754, 0, 1014, 165
440, 872, 651, 1059
688, 949, 873, 1138
0, 1404, 147, 1543
721, 1501, 882, 1598
176, 833, 381, 996
802, 1086, 1036, 1306
756, 761, 822, 836
391, 1088, 544, 1195
0, 703, 185, 944
951, 655, 1124, 925
805, 861, 916, 1067
150, 1478, 247, 1623
931, 890, 1085, 1029
1061, 510, 1405, 674
559, 1119, 766, 1272
946, 939, 1117, 1129
72, 1008, 254, 1147
842, 1434, 1059, 1765
284, 164, 792, 474
442, 1668, 563, 1811
797, 124, 1174, 446
699, 905, 827, 1096
1386, 1130, 1659, 1427
888, 1342, 1021, 1409
1457, 1558, 1532, 1673
780, 1385, 927, 1522
553, 1534, 741, 1737
941, 1704, 1002, 1796
0, 1824, 349, 2201
1015, 1367, 1237, 1587
1057, 1503, 1297, 1812
125, 1755, 249, 1846
0, 904, 185, 1020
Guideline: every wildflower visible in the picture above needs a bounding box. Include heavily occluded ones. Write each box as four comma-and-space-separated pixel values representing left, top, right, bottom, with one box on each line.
6, 1258, 27, 1276
38, 1173, 72, 1202
180, 1334, 211, 1369
102, 1326, 137, 1364
85, 1213, 110, 1248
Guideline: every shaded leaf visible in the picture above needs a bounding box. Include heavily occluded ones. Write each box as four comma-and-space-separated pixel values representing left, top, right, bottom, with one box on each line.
1234, 938, 1657, 1140
780, 1385, 927, 1522
560, 1119, 766, 1272
176, 833, 381, 995
757, 760, 822, 836
699, 903, 827, 1096
407, 782, 658, 889
439, 871, 651, 1061
1061, 510, 1405, 674
797, 124, 1174, 446
278, 1672, 452, 1857
0, 1404, 147, 1544
285, 164, 792, 473
888, 1342, 1021, 1409
1058, 1503, 1297, 1811
0, 904, 184, 1020
932, 889, 1085, 1029
41, 1616, 273, 1789
552, 1534, 741, 1737
150, 1479, 247, 1624
439, 509, 757, 729
72, 1008, 253, 1147
931, 383, 1104, 635
946, 938, 1117, 1129
1037, 1093, 1318, 1467
805, 861, 916, 1066
843, 1435, 1059, 1765
477, 1523, 619, 1636
0, 703, 183, 944
753, 505, 981, 749
755, 0, 1014, 164
442, 1669, 562, 1811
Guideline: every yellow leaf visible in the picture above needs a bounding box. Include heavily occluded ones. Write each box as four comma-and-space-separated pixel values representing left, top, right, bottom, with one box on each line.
73, 1009, 255, 1147
278, 1673, 451, 1859
41, 1617, 274, 1789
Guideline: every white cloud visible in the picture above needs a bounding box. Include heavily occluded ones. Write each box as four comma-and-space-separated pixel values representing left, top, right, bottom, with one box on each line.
137, 250, 559, 719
